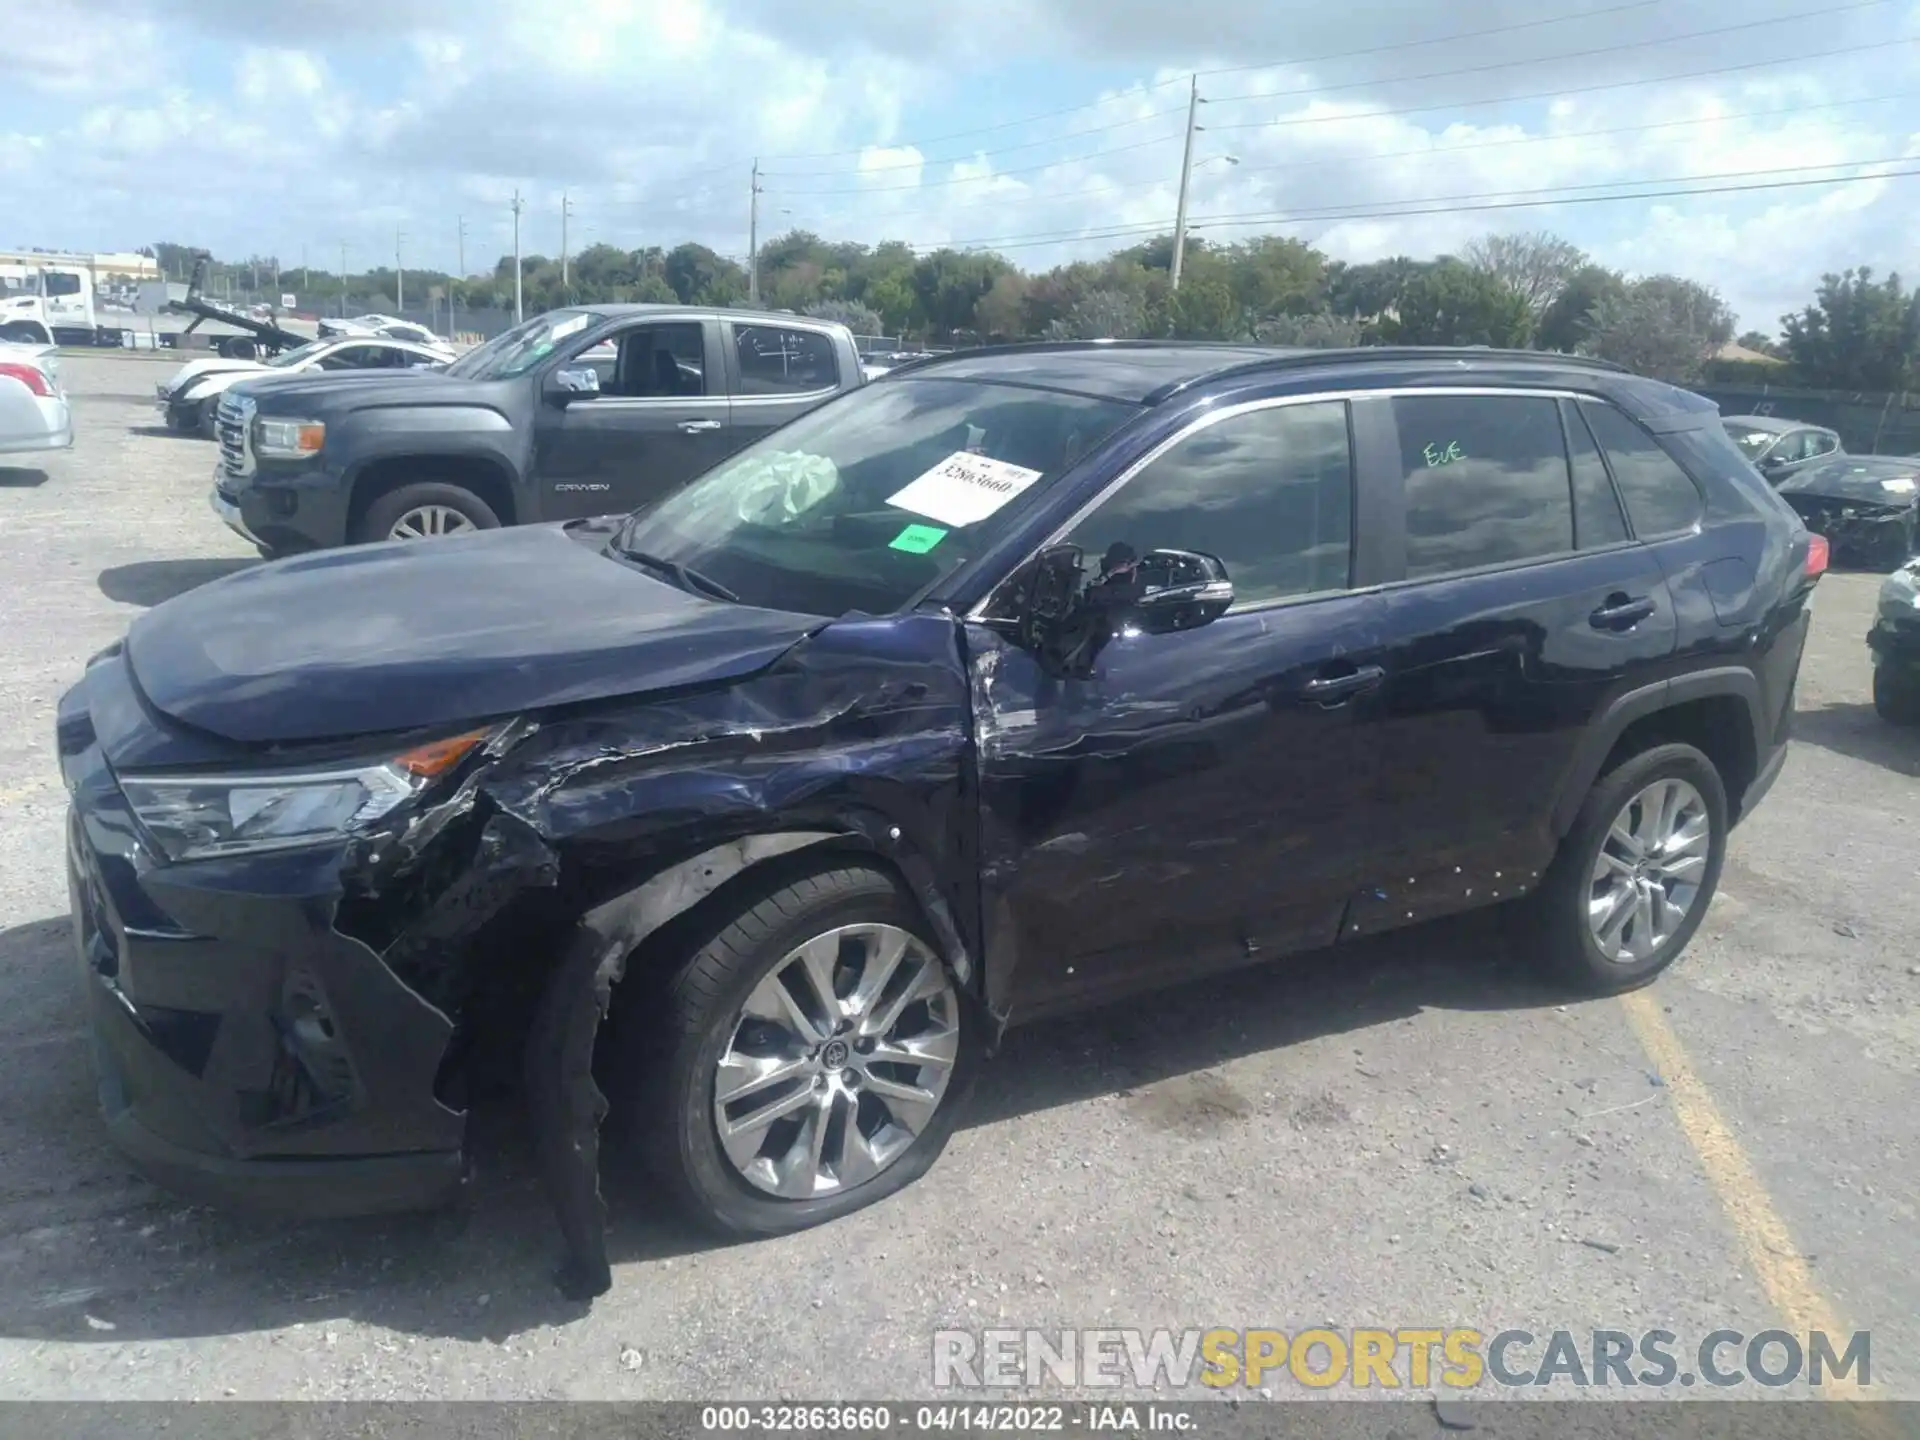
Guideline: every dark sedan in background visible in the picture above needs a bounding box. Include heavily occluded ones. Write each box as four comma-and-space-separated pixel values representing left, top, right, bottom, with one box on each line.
1722, 415, 1843, 487
1777, 454, 1920, 570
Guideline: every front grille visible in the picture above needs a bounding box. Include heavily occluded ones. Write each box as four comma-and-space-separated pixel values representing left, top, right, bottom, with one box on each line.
215, 393, 255, 479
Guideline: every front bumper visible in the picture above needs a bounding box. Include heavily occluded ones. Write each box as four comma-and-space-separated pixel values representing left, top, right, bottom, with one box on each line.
212, 463, 347, 554
58, 665, 466, 1218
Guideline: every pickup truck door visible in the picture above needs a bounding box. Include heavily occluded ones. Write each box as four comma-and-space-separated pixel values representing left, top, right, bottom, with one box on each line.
722, 320, 849, 451
531, 318, 734, 521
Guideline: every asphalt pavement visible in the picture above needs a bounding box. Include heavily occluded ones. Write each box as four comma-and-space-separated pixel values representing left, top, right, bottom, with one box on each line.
0, 356, 1913, 1407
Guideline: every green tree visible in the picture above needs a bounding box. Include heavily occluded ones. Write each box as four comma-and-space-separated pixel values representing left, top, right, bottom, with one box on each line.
1224, 236, 1327, 322
1169, 275, 1242, 340
1780, 267, 1920, 391
805, 299, 885, 335
973, 272, 1028, 339
1384, 259, 1533, 347
912, 250, 1015, 337
1535, 265, 1627, 353
1327, 256, 1425, 320
1581, 276, 1736, 381
1042, 288, 1149, 341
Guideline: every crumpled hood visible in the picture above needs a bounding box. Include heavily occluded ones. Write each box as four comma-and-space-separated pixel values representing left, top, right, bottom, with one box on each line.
123, 524, 823, 745
164, 356, 267, 395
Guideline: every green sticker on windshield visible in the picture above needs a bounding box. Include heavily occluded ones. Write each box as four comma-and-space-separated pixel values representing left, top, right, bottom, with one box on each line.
889, 523, 948, 554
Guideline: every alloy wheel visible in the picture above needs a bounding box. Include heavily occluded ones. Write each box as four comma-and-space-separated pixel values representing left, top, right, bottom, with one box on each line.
1588, 777, 1711, 964
388, 505, 476, 540
711, 923, 960, 1199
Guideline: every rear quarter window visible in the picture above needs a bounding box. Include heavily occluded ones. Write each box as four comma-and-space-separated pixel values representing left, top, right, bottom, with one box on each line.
1581, 401, 1705, 538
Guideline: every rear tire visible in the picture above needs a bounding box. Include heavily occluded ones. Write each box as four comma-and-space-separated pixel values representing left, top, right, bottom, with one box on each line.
1873, 665, 1920, 725
357, 481, 500, 544
1522, 742, 1727, 996
615, 862, 979, 1238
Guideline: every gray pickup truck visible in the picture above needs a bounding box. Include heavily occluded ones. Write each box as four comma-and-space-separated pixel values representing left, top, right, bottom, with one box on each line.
209, 304, 865, 555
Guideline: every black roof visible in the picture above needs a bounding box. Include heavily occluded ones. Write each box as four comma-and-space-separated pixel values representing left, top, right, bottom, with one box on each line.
886, 339, 1632, 405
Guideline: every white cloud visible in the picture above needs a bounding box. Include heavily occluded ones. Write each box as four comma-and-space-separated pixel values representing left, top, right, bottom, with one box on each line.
2, 0, 1917, 333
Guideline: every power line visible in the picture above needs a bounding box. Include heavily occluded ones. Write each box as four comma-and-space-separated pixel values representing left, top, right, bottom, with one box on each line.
912, 158, 1918, 254
873, 90, 1918, 219
758, 0, 1666, 164
764, 0, 1889, 184
1205, 0, 1893, 106
769, 29, 1918, 199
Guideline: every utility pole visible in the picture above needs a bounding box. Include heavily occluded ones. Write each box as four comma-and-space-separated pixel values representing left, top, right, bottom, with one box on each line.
453, 216, 467, 339
747, 159, 763, 305
510, 190, 524, 324
560, 191, 572, 292
1170, 74, 1202, 293
339, 241, 349, 317
395, 228, 406, 311
300, 244, 307, 298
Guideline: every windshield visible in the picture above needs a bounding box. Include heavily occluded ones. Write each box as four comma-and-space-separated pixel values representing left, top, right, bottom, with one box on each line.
268, 338, 332, 369
1779, 457, 1920, 502
616, 376, 1138, 617
1723, 422, 1782, 460
444, 310, 593, 380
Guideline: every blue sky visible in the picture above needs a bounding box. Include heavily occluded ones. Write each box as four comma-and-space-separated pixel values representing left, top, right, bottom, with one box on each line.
4, 0, 1918, 332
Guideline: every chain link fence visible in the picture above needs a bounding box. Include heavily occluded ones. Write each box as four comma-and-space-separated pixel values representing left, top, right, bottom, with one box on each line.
1693, 382, 1920, 456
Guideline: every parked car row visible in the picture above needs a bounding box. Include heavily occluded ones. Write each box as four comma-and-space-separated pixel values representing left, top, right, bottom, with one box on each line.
64, 338, 1826, 1301
1721, 412, 1920, 574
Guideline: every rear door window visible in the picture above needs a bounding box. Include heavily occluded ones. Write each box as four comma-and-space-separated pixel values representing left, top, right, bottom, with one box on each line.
1390, 394, 1575, 579
1562, 401, 1630, 548
1580, 401, 1705, 538
735, 325, 840, 395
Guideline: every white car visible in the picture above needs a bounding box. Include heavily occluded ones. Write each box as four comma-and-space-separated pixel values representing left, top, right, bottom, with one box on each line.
0, 340, 71, 460
155, 333, 456, 434
318, 314, 439, 345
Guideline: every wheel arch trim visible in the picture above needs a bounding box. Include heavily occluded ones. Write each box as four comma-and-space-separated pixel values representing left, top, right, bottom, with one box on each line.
1549, 667, 1765, 838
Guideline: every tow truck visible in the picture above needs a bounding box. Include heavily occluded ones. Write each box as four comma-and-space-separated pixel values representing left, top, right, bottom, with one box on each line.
165, 253, 308, 360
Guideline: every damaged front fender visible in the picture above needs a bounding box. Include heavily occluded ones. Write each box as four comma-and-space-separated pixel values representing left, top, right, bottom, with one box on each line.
348, 611, 982, 1300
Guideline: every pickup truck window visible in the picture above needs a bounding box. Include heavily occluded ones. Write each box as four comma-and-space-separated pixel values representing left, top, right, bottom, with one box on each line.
615, 376, 1136, 618
445, 309, 594, 381
735, 324, 838, 395
609, 322, 706, 398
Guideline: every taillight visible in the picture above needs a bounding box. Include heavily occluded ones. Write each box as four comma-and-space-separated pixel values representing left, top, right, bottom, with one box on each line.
1805, 532, 1830, 579
0, 361, 51, 397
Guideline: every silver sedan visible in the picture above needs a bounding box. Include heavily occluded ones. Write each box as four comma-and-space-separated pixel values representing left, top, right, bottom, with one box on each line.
0, 341, 71, 459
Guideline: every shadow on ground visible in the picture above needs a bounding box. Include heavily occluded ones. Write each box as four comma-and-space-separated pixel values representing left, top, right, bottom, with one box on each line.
126, 425, 205, 440
1792, 700, 1920, 776
97, 557, 257, 607
0, 907, 1569, 1348
0, 466, 49, 487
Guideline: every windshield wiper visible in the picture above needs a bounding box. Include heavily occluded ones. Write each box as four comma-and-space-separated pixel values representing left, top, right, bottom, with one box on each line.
610, 542, 741, 603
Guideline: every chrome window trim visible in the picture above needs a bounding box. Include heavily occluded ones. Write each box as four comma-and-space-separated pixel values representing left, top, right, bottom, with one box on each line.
962, 383, 1602, 621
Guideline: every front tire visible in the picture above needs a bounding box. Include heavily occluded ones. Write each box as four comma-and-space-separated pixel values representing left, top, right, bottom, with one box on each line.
357, 481, 500, 544
1524, 742, 1727, 995
620, 863, 978, 1238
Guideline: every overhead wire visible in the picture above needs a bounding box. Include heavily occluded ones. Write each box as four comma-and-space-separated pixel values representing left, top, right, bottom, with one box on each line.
763, 28, 1914, 198
906, 160, 1918, 254
762, 0, 1892, 184
755, 0, 1671, 164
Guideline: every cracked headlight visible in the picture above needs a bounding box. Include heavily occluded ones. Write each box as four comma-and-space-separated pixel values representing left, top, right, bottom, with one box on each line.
120, 729, 489, 862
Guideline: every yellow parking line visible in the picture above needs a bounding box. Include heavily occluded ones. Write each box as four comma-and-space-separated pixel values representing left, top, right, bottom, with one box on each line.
1620, 989, 1889, 1423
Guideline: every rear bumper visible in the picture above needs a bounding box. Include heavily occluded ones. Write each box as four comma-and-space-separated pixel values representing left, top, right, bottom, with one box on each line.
0, 393, 72, 455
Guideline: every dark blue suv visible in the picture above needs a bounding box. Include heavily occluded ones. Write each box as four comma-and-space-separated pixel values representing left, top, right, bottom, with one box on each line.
57, 343, 1823, 1298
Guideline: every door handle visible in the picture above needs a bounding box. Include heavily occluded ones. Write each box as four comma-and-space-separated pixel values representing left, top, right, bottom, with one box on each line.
1301, 664, 1385, 705
677, 418, 723, 433
1590, 594, 1656, 630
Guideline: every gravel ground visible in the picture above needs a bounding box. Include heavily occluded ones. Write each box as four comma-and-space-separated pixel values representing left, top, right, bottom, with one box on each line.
0, 356, 1914, 1405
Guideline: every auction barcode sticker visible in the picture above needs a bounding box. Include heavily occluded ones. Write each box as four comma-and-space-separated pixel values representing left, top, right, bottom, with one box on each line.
885, 451, 1044, 529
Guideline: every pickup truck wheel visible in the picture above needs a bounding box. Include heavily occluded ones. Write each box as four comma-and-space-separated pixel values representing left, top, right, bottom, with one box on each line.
1523, 742, 1727, 996
1872, 665, 1920, 724
620, 863, 978, 1238
358, 482, 500, 544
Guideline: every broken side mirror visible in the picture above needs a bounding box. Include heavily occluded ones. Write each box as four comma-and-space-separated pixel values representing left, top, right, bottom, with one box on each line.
1105, 548, 1235, 635
1013, 543, 1085, 655
1011, 544, 1233, 679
